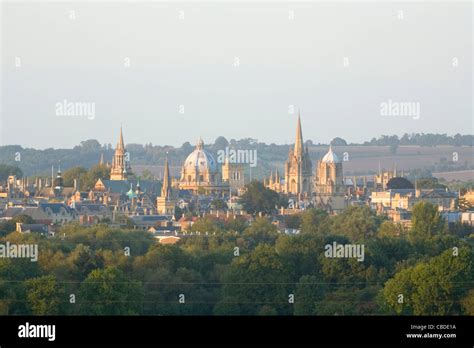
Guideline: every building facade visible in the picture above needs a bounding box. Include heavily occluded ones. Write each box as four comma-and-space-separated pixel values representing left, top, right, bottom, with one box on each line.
110, 127, 133, 180
177, 138, 229, 194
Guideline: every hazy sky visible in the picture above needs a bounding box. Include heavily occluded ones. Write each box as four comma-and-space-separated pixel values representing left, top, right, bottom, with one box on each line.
1, 1, 472, 149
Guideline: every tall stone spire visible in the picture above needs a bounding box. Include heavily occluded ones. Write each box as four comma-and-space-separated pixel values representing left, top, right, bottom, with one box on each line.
294, 111, 303, 158
117, 126, 125, 151
110, 126, 130, 180
161, 157, 172, 199
157, 157, 175, 215
284, 111, 313, 196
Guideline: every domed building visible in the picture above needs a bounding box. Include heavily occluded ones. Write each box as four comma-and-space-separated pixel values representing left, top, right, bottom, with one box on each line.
178, 138, 229, 194
314, 145, 344, 195
314, 144, 347, 212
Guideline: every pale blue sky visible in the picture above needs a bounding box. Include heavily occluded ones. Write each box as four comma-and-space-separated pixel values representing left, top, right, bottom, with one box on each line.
1, 1, 472, 149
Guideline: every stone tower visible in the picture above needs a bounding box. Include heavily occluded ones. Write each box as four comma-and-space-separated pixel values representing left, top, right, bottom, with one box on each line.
221, 155, 245, 194
314, 144, 344, 195
284, 113, 313, 197
110, 126, 132, 181
157, 158, 176, 216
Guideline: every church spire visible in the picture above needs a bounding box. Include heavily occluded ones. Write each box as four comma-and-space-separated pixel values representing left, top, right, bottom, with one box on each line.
110, 126, 130, 180
117, 125, 125, 150
294, 111, 303, 158
161, 157, 172, 199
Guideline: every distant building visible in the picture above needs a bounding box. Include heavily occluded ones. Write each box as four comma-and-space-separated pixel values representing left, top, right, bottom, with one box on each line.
314, 145, 347, 212
371, 188, 456, 212
461, 212, 474, 226
177, 138, 229, 194
374, 166, 404, 191
110, 127, 133, 181
156, 158, 176, 216
221, 155, 245, 194
264, 114, 312, 198
35, 167, 76, 199
39, 203, 78, 224
283, 114, 313, 197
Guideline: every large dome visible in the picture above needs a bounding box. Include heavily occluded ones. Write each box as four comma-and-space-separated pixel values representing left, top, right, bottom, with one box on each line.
183, 138, 218, 174
321, 145, 341, 163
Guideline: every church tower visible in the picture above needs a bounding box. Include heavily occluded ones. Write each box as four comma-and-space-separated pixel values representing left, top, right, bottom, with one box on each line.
222, 154, 245, 194
314, 144, 344, 195
157, 158, 176, 216
110, 127, 132, 181
313, 144, 347, 212
284, 113, 313, 197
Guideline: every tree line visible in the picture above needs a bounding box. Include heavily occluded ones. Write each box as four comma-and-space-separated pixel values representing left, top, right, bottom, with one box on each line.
1, 133, 472, 177
0, 201, 472, 316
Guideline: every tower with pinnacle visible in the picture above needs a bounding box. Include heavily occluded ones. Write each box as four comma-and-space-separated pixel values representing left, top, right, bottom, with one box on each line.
283, 113, 313, 197
110, 126, 132, 181
157, 158, 176, 215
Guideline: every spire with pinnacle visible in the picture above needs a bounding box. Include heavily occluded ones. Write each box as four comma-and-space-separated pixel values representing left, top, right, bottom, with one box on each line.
110, 126, 131, 180
294, 111, 304, 158
161, 157, 172, 199
117, 125, 125, 150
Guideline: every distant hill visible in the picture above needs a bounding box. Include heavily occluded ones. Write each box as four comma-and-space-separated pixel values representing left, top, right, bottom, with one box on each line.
0, 134, 472, 180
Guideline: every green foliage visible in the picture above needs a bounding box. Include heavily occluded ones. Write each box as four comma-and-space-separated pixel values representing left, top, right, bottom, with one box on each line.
219, 244, 290, 315
0, 215, 35, 237
381, 247, 473, 315
26, 275, 64, 315
190, 217, 225, 234
62, 164, 110, 190
0, 164, 23, 181
293, 275, 326, 315
79, 267, 143, 315
378, 221, 404, 238
460, 289, 474, 315
239, 181, 285, 214
210, 199, 228, 210
62, 166, 88, 188
416, 177, 447, 189
284, 214, 301, 229
0, 208, 472, 316
386, 177, 414, 189
410, 201, 446, 242
243, 217, 279, 248
300, 209, 329, 235
330, 137, 347, 146
330, 206, 381, 241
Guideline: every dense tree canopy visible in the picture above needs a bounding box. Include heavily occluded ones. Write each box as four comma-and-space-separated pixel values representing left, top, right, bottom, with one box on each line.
239, 181, 286, 214
0, 204, 471, 316
0, 164, 22, 181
